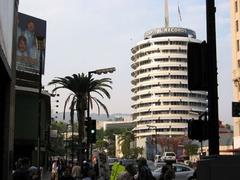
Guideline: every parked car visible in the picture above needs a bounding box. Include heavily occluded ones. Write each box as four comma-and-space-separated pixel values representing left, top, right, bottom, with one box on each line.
152, 163, 195, 180
154, 154, 162, 163
154, 161, 167, 169
160, 152, 176, 162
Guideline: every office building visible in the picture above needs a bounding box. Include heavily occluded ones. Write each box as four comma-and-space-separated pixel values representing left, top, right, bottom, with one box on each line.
231, 0, 240, 149
131, 27, 207, 157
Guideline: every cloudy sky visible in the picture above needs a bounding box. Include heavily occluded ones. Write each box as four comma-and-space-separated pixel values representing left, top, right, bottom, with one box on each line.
19, 0, 232, 124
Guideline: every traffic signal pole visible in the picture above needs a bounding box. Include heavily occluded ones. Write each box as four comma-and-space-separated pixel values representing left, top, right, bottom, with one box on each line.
206, 0, 219, 155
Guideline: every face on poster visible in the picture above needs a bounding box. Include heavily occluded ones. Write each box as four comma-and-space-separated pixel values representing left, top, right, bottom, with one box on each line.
16, 12, 46, 74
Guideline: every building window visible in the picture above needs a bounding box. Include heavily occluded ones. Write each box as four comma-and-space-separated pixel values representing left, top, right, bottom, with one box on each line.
235, 1, 238, 12
236, 20, 239, 32
238, 60, 240, 67
237, 40, 240, 51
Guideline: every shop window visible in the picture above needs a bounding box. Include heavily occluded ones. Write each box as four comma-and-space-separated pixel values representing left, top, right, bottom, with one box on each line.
235, 1, 238, 12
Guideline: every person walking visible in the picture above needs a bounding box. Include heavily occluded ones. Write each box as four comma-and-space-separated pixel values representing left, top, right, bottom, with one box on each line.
51, 160, 58, 180
160, 161, 175, 180
61, 167, 74, 180
12, 157, 30, 180
117, 164, 136, 180
28, 166, 41, 180
135, 157, 155, 180
110, 161, 125, 180
71, 162, 81, 180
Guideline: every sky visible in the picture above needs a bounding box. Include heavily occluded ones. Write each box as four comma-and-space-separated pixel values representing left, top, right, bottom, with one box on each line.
19, 0, 232, 124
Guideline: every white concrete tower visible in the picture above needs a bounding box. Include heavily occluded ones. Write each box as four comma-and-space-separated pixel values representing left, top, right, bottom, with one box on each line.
131, 27, 207, 155
231, 0, 240, 149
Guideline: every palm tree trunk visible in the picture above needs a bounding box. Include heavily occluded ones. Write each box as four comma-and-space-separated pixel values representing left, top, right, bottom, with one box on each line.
76, 105, 85, 163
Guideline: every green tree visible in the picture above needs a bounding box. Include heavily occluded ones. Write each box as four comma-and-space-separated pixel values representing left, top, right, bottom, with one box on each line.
50, 121, 68, 156
130, 147, 144, 159
118, 131, 135, 158
95, 139, 109, 151
49, 73, 112, 161
96, 128, 104, 141
184, 143, 199, 156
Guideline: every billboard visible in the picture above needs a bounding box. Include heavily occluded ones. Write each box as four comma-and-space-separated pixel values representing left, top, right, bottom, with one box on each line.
16, 12, 46, 74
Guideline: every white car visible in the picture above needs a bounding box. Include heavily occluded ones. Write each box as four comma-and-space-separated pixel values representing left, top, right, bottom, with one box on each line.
152, 163, 195, 180
160, 152, 176, 161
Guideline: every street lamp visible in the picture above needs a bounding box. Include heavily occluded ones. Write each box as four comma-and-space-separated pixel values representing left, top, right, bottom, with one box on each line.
168, 125, 172, 151
147, 125, 158, 157
87, 67, 116, 119
87, 67, 116, 160
36, 36, 44, 169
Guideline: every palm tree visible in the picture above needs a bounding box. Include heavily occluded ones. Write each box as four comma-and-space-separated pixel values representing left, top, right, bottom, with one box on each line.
48, 73, 112, 161
118, 131, 135, 158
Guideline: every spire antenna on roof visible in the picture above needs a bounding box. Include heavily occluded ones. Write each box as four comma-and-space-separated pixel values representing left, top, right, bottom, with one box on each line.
178, 0, 182, 23
164, 0, 169, 27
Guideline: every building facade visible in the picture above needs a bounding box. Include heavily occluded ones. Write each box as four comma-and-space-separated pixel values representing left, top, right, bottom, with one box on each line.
0, 0, 18, 179
231, 0, 240, 149
14, 86, 51, 169
131, 27, 207, 157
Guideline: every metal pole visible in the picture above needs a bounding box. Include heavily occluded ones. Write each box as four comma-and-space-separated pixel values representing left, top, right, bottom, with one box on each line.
65, 125, 68, 163
206, 0, 219, 155
87, 72, 91, 161
72, 124, 74, 163
87, 72, 91, 120
155, 128, 157, 156
37, 45, 43, 169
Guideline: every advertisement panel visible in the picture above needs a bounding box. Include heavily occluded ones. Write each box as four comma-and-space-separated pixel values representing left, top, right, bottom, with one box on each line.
0, 0, 15, 67
16, 12, 46, 74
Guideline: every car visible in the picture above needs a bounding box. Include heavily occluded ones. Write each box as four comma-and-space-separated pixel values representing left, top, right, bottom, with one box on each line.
108, 157, 118, 170
152, 163, 195, 180
160, 152, 176, 162
154, 161, 167, 168
154, 154, 162, 163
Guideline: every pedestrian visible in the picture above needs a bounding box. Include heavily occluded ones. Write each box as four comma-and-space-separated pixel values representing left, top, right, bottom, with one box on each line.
135, 157, 155, 180
110, 161, 125, 180
51, 160, 58, 180
159, 165, 168, 180
117, 164, 136, 180
28, 166, 40, 180
57, 158, 64, 178
72, 162, 81, 180
61, 167, 74, 180
160, 161, 175, 180
12, 157, 30, 180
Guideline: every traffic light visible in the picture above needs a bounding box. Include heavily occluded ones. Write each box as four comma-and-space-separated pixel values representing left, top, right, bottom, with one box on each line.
187, 41, 208, 91
87, 119, 96, 144
188, 120, 209, 141
81, 142, 88, 154
232, 102, 240, 117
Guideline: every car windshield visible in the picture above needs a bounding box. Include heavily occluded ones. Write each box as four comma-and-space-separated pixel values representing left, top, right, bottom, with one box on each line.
166, 153, 175, 156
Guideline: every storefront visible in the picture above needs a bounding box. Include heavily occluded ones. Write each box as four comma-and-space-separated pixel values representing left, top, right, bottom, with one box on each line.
0, 0, 18, 179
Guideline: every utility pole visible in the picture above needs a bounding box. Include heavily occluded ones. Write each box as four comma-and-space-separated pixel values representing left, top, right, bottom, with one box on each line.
206, 0, 219, 155
36, 36, 44, 169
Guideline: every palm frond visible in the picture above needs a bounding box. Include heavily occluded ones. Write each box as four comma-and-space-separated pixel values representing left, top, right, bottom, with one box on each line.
91, 97, 101, 115
63, 93, 74, 120
93, 98, 109, 117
